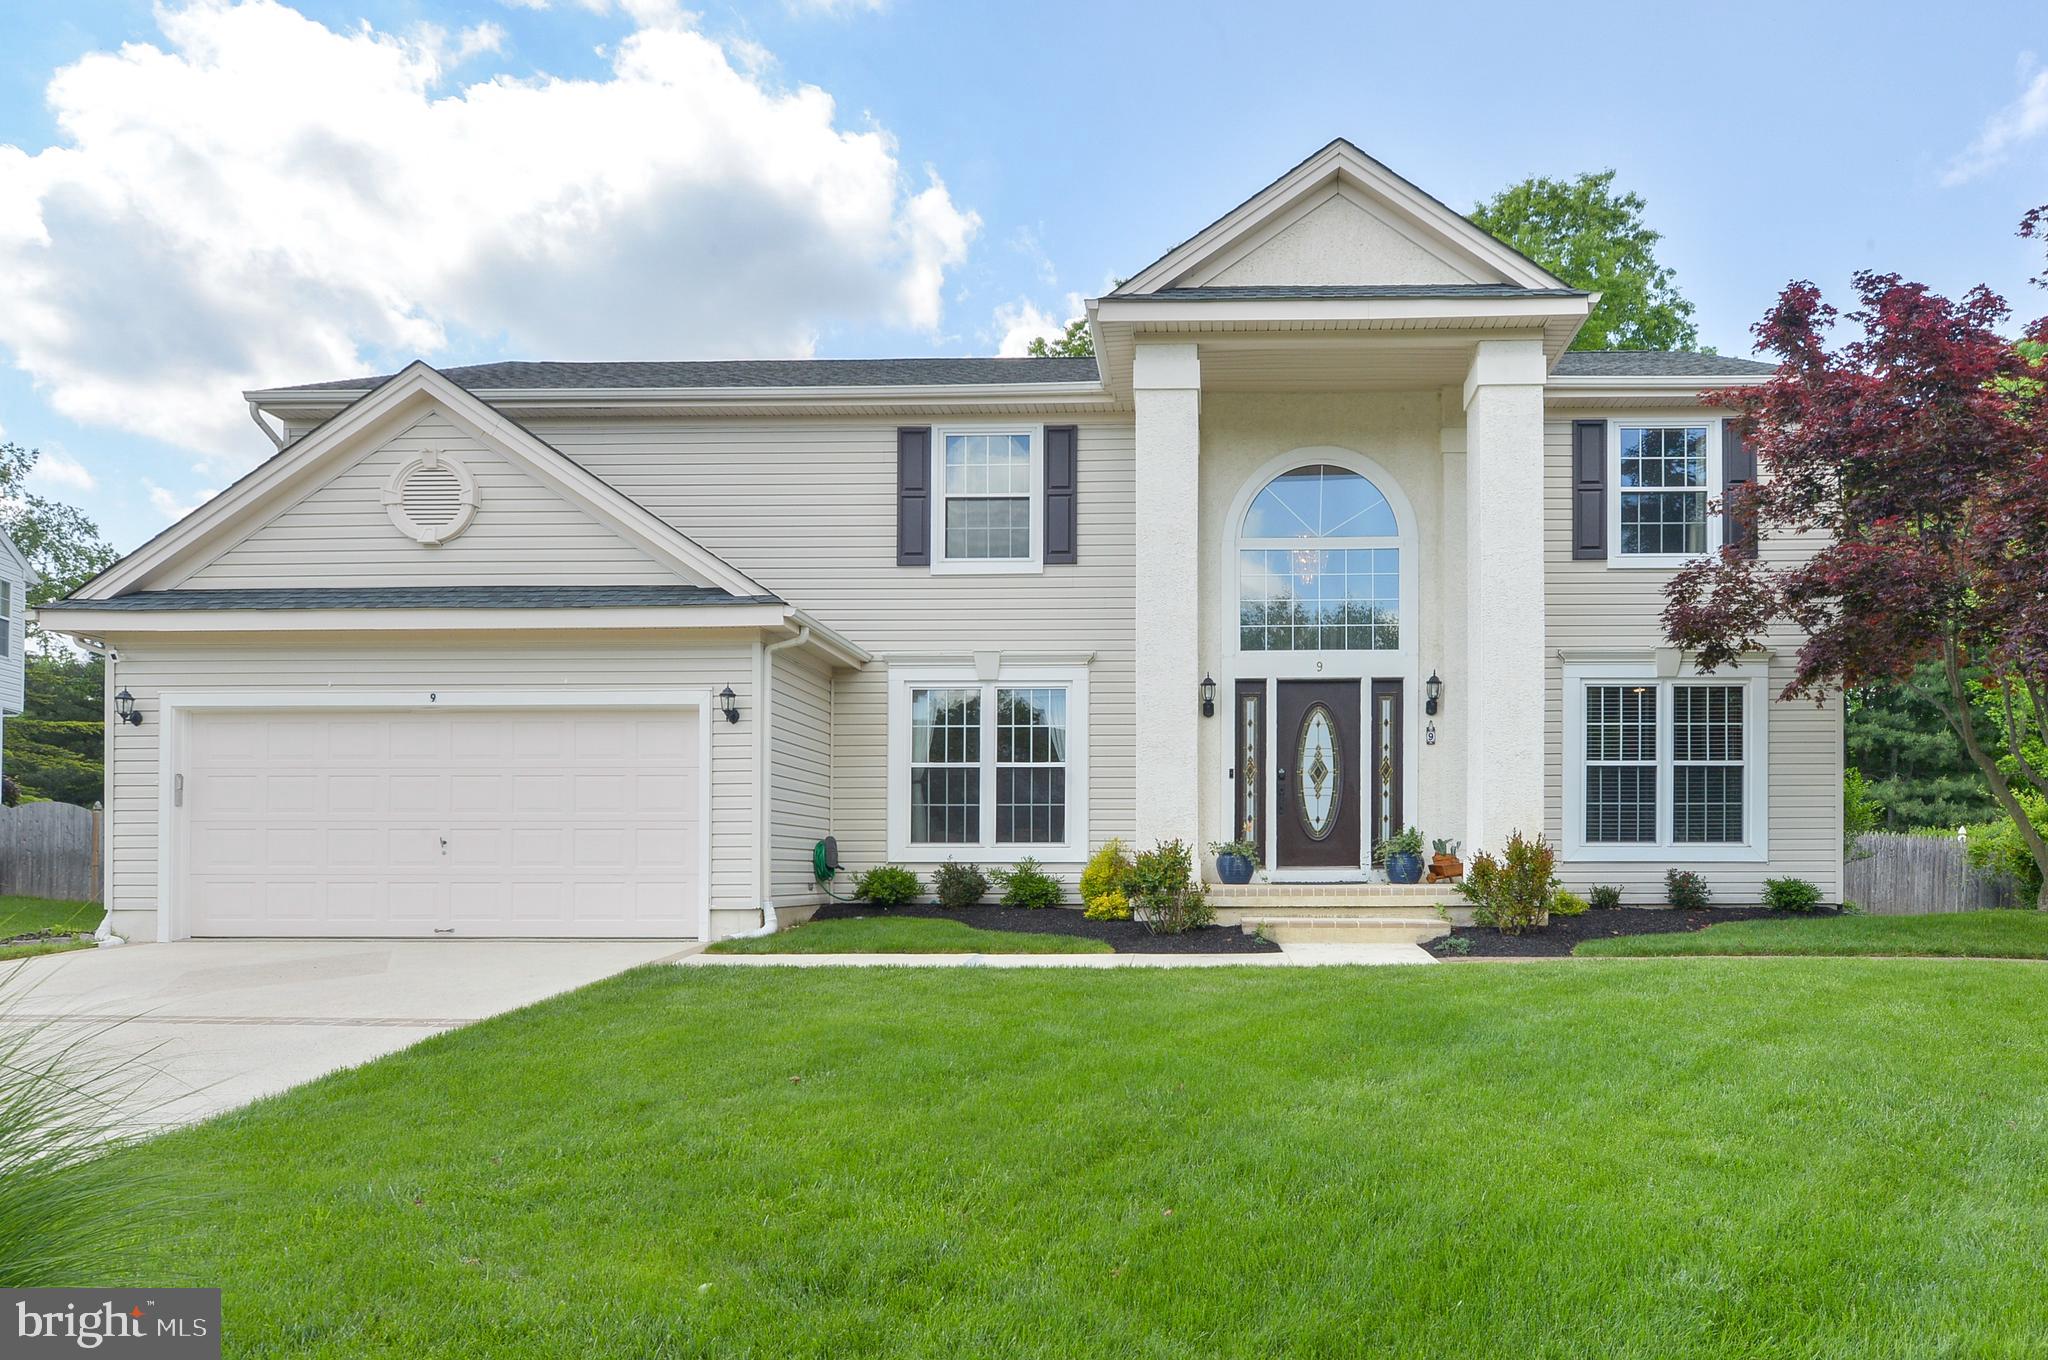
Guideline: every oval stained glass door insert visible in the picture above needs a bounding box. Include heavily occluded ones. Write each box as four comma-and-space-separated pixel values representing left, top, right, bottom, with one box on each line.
1296, 703, 1341, 840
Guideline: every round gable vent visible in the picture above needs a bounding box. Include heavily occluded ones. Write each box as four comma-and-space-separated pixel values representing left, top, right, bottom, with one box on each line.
382, 451, 479, 545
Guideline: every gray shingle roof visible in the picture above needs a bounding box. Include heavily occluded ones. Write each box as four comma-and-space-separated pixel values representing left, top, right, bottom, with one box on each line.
49, 586, 782, 612
1552, 351, 1776, 377
1130, 284, 1588, 301
279, 357, 1103, 394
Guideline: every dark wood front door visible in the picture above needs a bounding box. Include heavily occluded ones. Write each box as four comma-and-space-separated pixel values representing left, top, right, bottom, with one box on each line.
1275, 680, 1361, 869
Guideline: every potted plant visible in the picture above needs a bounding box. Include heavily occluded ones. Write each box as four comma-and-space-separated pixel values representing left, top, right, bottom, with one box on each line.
1209, 838, 1260, 885
1204, 835, 1253, 888
1380, 827, 1426, 884
1428, 837, 1463, 882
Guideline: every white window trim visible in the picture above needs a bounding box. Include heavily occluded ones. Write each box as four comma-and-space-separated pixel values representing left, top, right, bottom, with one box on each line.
0, 578, 10, 657
1607, 415, 1722, 569
1562, 660, 1769, 862
886, 663, 1088, 863
929, 423, 1044, 575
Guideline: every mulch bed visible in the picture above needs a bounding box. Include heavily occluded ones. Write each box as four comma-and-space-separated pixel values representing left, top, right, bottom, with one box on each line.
1430, 905, 1846, 958
808, 901, 1281, 954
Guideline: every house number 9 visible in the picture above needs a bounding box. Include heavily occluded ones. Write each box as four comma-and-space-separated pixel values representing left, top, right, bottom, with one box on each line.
1315, 659, 1324, 672
429, 692, 438, 702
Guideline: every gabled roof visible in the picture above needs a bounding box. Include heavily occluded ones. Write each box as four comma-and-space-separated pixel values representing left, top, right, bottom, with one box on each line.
260, 356, 1102, 398
76, 362, 771, 602
1138, 284, 1586, 301
0, 530, 33, 584
1112, 138, 1571, 297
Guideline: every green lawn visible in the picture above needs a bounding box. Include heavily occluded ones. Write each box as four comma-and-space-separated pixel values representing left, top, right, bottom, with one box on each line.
104, 962, 2048, 1357
0, 895, 102, 960
706, 914, 1110, 954
1577, 908, 2048, 958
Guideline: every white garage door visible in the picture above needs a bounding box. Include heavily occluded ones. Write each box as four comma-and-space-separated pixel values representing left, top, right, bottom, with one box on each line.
181, 707, 701, 938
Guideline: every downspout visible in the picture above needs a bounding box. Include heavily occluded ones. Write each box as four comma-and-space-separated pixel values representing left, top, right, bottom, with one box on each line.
723, 624, 810, 940
247, 401, 286, 452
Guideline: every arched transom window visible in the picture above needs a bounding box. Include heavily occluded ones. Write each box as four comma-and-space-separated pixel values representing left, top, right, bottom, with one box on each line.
1238, 465, 1400, 652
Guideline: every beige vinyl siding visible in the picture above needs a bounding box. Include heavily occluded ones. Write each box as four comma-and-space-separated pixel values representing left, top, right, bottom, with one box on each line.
100, 631, 757, 939
528, 414, 1138, 885
769, 647, 832, 904
181, 413, 693, 590
1542, 413, 1844, 902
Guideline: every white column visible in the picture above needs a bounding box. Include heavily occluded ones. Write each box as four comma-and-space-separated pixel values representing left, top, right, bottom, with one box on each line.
1462, 338, 1547, 854
1433, 387, 1468, 846
1133, 342, 1202, 853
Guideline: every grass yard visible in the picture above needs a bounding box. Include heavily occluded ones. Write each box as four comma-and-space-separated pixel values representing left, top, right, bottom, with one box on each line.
103, 961, 2048, 1358
706, 914, 1110, 954
0, 895, 102, 960
1577, 908, 2048, 958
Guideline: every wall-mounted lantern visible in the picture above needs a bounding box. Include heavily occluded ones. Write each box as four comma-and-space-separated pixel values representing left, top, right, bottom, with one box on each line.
1425, 671, 1443, 717
114, 689, 144, 727
1199, 673, 1217, 718
717, 685, 740, 724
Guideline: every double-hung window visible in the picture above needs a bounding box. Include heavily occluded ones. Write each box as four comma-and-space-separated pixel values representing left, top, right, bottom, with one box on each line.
1565, 665, 1767, 860
0, 580, 9, 657
932, 428, 1041, 572
1611, 420, 1720, 564
891, 667, 1087, 860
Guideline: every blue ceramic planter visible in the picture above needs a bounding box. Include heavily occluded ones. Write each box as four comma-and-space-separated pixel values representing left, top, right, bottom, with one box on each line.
1385, 851, 1424, 885
1216, 853, 1255, 885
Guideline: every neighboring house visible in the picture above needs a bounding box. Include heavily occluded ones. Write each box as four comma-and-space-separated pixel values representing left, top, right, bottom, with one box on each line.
0, 532, 27, 784
38, 140, 1839, 945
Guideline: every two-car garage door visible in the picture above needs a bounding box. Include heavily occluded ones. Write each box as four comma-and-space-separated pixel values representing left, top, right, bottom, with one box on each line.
180, 707, 702, 938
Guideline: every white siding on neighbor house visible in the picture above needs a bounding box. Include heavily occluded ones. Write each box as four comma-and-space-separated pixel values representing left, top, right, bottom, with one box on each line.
1541, 413, 1844, 902
180, 413, 696, 590
528, 415, 1138, 889
769, 646, 832, 904
99, 632, 758, 940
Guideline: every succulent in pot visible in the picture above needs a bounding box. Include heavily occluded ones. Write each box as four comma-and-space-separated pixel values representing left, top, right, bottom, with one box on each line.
1428, 836, 1464, 882
1208, 838, 1260, 885
1378, 827, 1426, 884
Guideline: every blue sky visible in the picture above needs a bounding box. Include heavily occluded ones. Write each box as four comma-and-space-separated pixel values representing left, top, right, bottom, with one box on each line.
1, 0, 2043, 553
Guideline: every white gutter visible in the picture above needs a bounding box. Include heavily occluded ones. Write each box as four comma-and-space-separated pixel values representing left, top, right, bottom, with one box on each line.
724, 623, 812, 941
247, 400, 286, 451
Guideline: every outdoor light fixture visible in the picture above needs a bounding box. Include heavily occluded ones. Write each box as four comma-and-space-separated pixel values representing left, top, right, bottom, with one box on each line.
1425, 671, 1443, 717
717, 685, 740, 724
114, 689, 143, 727
1200, 673, 1217, 718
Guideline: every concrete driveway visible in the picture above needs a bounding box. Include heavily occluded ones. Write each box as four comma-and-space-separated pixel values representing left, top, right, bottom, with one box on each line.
1, 939, 692, 1128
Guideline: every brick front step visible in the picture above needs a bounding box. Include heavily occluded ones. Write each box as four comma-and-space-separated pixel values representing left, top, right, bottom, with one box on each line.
1234, 915, 1452, 945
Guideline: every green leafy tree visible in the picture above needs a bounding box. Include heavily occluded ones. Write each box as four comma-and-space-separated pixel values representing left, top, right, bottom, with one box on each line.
1025, 318, 1092, 358
1, 442, 119, 653
1470, 171, 1702, 351
1847, 661, 2000, 830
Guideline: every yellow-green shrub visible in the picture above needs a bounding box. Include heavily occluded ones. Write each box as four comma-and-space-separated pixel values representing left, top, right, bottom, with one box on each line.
1083, 890, 1131, 921
1080, 839, 1135, 904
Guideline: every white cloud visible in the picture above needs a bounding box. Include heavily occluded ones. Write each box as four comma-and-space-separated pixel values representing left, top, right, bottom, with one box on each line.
992, 297, 1068, 357
28, 450, 96, 493
147, 482, 218, 522
785, 0, 887, 15
497, 0, 551, 9
1944, 55, 2048, 186
0, 0, 978, 473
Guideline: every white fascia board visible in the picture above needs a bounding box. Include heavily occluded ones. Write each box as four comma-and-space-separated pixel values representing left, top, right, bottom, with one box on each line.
787, 609, 871, 669
35, 603, 794, 636
246, 381, 1115, 419
1091, 294, 1592, 327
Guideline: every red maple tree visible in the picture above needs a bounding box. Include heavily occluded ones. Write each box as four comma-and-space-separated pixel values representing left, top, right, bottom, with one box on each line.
1663, 211, 2048, 905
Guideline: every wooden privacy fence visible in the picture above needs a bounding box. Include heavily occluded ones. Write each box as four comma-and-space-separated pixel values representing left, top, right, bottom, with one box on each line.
1845, 831, 2026, 915
0, 802, 102, 902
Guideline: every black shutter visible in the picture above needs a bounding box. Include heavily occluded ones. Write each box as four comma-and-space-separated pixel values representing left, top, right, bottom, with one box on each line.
1571, 419, 1606, 560
896, 427, 931, 566
1722, 420, 1758, 559
1043, 425, 1078, 565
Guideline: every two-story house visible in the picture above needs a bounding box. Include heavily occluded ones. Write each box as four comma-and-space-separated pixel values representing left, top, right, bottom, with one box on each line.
40, 140, 1838, 944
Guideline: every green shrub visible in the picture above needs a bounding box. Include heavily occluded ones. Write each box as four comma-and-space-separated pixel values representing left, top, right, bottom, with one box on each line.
1762, 876, 1824, 912
1550, 889, 1589, 917
1588, 884, 1623, 910
853, 864, 923, 907
1963, 795, 2046, 897
1080, 838, 1136, 903
1458, 831, 1557, 934
992, 858, 1063, 909
1131, 839, 1213, 935
1083, 889, 1131, 921
1843, 768, 1885, 858
1665, 868, 1712, 910
932, 861, 989, 910
1432, 934, 1472, 955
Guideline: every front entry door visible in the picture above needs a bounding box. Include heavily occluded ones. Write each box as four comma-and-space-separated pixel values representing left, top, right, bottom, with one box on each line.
1275, 680, 1362, 869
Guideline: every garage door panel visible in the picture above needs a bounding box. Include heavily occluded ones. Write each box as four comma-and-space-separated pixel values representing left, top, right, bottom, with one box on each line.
183, 707, 700, 938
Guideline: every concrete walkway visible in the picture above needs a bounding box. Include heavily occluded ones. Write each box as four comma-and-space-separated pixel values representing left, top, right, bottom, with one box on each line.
683, 941, 1434, 968
2, 939, 688, 1127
